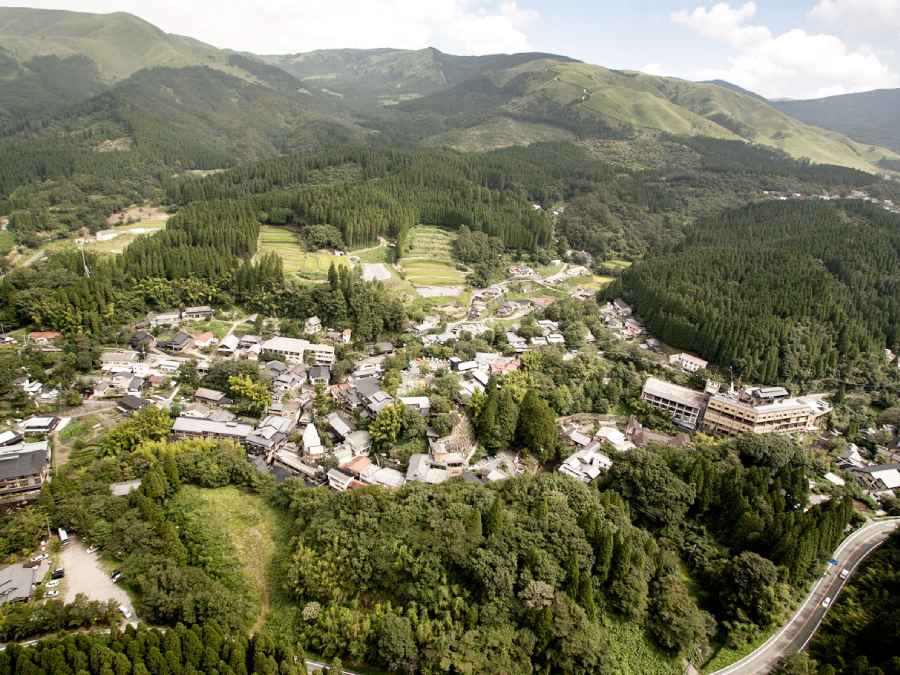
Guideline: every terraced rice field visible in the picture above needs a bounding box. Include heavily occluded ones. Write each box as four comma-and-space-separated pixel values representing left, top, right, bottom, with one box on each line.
401, 226, 467, 285
257, 225, 349, 280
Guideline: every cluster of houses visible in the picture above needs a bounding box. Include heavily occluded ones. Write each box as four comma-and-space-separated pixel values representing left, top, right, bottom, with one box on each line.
599, 300, 646, 340
556, 416, 689, 483
762, 189, 900, 216
544, 264, 589, 285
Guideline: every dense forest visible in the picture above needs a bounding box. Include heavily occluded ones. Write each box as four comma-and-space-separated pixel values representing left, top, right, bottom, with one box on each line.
610, 200, 900, 384
557, 136, 897, 261
0, 623, 306, 675
276, 432, 852, 672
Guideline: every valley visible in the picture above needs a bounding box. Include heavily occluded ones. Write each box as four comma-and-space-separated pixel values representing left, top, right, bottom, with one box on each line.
1, 6, 900, 675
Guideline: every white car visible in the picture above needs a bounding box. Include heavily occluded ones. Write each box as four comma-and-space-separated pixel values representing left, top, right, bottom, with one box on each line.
45, 590, 59, 598
86, 545, 99, 554
822, 596, 832, 608
46, 580, 61, 589
840, 568, 850, 580
31, 553, 48, 562
118, 605, 132, 620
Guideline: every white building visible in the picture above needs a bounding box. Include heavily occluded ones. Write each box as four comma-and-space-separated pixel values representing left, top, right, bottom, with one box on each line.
669, 352, 709, 373
302, 424, 324, 457
261, 337, 336, 366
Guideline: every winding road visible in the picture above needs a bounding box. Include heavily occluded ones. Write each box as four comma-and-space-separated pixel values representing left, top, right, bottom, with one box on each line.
713, 517, 900, 674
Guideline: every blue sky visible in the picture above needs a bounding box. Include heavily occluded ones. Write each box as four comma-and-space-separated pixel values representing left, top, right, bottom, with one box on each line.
8, 0, 900, 99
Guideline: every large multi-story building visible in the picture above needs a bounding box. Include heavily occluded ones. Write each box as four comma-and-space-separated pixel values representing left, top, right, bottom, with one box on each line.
261, 337, 335, 366
640, 377, 708, 430
0, 441, 51, 503
702, 387, 829, 436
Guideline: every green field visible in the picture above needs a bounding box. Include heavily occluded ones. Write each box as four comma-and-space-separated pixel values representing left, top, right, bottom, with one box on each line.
175, 485, 294, 635
257, 225, 350, 280
400, 226, 466, 286
182, 319, 232, 340
0, 230, 14, 255
602, 259, 633, 271
86, 221, 167, 254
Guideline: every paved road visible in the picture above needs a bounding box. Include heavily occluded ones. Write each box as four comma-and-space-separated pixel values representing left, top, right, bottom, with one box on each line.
713, 518, 900, 675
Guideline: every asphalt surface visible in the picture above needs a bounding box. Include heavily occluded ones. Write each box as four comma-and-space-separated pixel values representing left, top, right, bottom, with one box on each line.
713, 518, 900, 675
59, 539, 136, 621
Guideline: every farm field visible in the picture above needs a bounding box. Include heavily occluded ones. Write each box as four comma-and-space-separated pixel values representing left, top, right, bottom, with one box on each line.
564, 274, 616, 291
401, 259, 467, 285
86, 221, 167, 254
257, 225, 349, 280
400, 226, 467, 286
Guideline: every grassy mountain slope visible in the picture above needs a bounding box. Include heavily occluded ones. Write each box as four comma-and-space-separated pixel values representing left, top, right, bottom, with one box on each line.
773, 88, 900, 155
0, 7, 228, 81
0, 7, 307, 130
262, 47, 576, 105
405, 59, 899, 171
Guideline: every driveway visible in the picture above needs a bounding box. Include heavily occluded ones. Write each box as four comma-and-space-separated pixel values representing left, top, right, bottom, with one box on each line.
59, 539, 136, 621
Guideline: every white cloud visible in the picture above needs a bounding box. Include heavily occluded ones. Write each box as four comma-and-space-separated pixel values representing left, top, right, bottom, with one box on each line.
810, 0, 900, 34
639, 63, 672, 77
672, 2, 770, 48
672, 2, 899, 98
0, 0, 538, 55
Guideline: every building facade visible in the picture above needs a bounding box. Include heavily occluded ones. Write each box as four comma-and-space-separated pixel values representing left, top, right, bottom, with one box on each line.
640, 377, 708, 430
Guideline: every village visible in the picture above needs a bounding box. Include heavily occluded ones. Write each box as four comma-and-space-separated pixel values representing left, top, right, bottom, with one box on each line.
3, 288, 899, 523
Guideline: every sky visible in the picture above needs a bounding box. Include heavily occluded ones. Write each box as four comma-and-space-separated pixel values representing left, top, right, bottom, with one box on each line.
5, 0, 900, 99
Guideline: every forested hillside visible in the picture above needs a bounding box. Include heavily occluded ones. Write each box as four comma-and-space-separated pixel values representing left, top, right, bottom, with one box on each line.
276, 433, 851, 672
610, 200, 900, 384
0, 7, 311, 131
0, 65, 362, 246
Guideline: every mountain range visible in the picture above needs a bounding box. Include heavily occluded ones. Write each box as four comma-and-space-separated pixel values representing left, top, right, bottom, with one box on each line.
1, 6, 899, 176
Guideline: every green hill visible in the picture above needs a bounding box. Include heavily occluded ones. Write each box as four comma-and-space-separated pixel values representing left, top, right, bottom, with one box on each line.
0, 7, 234, 81
773, 88, 900, 155
402, 59, 900, 171
0, 7, 307, 130
262, 47, 576, 106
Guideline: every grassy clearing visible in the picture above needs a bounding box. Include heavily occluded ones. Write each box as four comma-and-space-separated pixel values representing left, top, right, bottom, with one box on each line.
0, 230, 14, 255
401, 259, 466, 285
176, 485, 296, 635
182, 319, 231, 340
564, 274, 616, 291
86, 221, 167, 255
257, 225, 350, 280
602, 259, 633, 271
56, 412, 121, 467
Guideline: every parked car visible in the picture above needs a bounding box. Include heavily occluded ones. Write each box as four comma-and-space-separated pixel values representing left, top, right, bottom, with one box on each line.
118, 605, 132, 619
46, 580, 60, 589
111, 570, 123, 583
840, 568, 850, 580
45, 590, 59, 598
51, 568, 65, 580
86, 545, 99, 554
31, 553, 48, 562
822, 596, 832, 608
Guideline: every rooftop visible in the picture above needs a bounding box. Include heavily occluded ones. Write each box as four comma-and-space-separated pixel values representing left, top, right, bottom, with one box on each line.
642, 378, 708, 409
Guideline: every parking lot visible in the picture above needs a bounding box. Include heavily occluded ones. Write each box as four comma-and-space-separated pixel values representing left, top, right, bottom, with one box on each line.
59, 539, 136, 621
